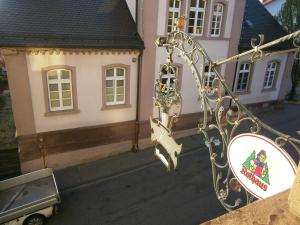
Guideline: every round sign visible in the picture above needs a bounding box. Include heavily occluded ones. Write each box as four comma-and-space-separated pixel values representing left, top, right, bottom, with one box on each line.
228, 133, 297, 199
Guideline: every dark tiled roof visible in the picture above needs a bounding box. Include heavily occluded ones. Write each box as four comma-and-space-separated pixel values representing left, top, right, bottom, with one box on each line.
239, 0, 293, 51
0, 0, 144, 49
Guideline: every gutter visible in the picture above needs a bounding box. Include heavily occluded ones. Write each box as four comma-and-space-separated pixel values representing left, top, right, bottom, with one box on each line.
132, 51, 142, 152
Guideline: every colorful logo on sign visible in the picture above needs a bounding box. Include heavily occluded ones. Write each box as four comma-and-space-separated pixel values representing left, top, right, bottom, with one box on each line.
240, 150, 270, 191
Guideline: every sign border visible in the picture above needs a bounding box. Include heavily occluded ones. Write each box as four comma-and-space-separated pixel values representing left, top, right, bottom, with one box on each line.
227, 133, 297, 199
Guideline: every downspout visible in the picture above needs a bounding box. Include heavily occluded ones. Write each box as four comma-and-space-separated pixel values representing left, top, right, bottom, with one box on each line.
132, 51, 142, 152
229, 61, 238, 108
132, 0, 141, 152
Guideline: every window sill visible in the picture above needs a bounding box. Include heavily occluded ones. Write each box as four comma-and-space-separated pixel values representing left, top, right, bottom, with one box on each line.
190, 33, 204, 37
44, 109, 80, 117
101, 104, 132, 111
261, 88, 276, 92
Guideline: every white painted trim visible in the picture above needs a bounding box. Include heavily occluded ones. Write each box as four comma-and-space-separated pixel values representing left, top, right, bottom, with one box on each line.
263, 61, 278, 89
168, 0, 182, 33
105, 67, 126, 105
188, 0, 206, 35
47, 69, 73, 111
210, 3, 224, 37
236, 63, 251, 93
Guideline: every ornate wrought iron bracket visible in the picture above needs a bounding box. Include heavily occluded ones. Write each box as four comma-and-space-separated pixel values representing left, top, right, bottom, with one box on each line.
151, 28, 300, 211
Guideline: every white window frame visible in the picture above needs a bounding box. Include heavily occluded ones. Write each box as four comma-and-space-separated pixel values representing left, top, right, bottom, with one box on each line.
168, 0, 181, 33
204, 65, 216, 88
105, 67, 126, 106
263, 61, 278, 89
161, 66, 178, 89
236, 63, 251, 93
160, 66, 179, 101
204, 65, 216, 95
188, 0, 206, 35
211, 3, 224, 37
47, 69, 73, 112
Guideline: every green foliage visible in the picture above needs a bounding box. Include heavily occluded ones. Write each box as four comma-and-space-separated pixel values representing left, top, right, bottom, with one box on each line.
0, 94, 17, 149
243, 150, 270, 185
277, 0, 300, 100
277, 0, 300, 33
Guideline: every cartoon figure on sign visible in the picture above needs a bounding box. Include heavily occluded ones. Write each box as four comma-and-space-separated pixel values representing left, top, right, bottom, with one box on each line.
241, 150, 270, 191
250, 150, 268, 178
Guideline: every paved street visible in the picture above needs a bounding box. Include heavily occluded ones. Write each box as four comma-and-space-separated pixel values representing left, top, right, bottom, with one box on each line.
48, 103, 300, 225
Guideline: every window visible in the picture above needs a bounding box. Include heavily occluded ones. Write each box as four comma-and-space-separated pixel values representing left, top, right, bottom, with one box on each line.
47, 69, 73, 111
204, 65, 216, 89
160, 65, 182, 100
188, 0, 206, 35
211, 3, 224, 37
105, 67, 126, 106
263, 61, 278, 89
161, 66, 178, 89
102, 64, 130, 110
42, 66, 78, 116
236, 63, 251, 92
168, 0, 181, 33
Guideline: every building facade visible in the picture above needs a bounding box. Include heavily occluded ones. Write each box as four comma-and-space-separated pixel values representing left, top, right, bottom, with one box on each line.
138, 0, 246, 137
0, 0, 143, 172
0, 0, 294, 172
138, 0, 293, 139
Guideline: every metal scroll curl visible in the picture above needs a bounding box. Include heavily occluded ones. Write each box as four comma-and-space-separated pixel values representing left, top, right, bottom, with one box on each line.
293, 36, 300, 60
151, 29, 300, 211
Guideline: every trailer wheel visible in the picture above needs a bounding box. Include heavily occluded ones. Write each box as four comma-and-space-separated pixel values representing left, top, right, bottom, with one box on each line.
23, 214, 46, 225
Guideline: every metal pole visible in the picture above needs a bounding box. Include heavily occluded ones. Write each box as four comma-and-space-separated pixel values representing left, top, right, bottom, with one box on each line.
215, 30, 300, 66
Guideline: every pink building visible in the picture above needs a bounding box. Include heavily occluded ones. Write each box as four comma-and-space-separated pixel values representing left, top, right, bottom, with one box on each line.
0, 0, 294, 172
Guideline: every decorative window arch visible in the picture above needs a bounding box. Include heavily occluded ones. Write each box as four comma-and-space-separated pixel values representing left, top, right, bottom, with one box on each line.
211, 3, 224, 37
204, 63, 222, 95
204, 64, 215, 89
160, 63, 183, 90
188, 0, 207, 35
209, 0, 227, 38
168, 0, 182, 33
235, 61, 255, 94
42, 65, 79, 115
102, 64, 131, 109
263, 61, 280, 90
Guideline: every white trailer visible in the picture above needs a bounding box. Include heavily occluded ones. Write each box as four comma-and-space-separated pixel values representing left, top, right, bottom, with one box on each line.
0, 168, 60, 225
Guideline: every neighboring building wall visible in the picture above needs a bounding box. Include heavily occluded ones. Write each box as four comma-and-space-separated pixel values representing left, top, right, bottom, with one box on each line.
153, 0, 239, 117
138, 0, 159, 138
4, 50, 141, 172
224, 0, 246, 92
235, 54, 288, 105
144, 0, 288, 135
278, 52, 294, 100
153, 41, 228, 117
4, 52, 36, 136
26, 51, 139, 133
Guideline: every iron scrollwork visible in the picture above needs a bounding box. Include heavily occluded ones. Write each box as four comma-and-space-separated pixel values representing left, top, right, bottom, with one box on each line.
151, 29, 300, 211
